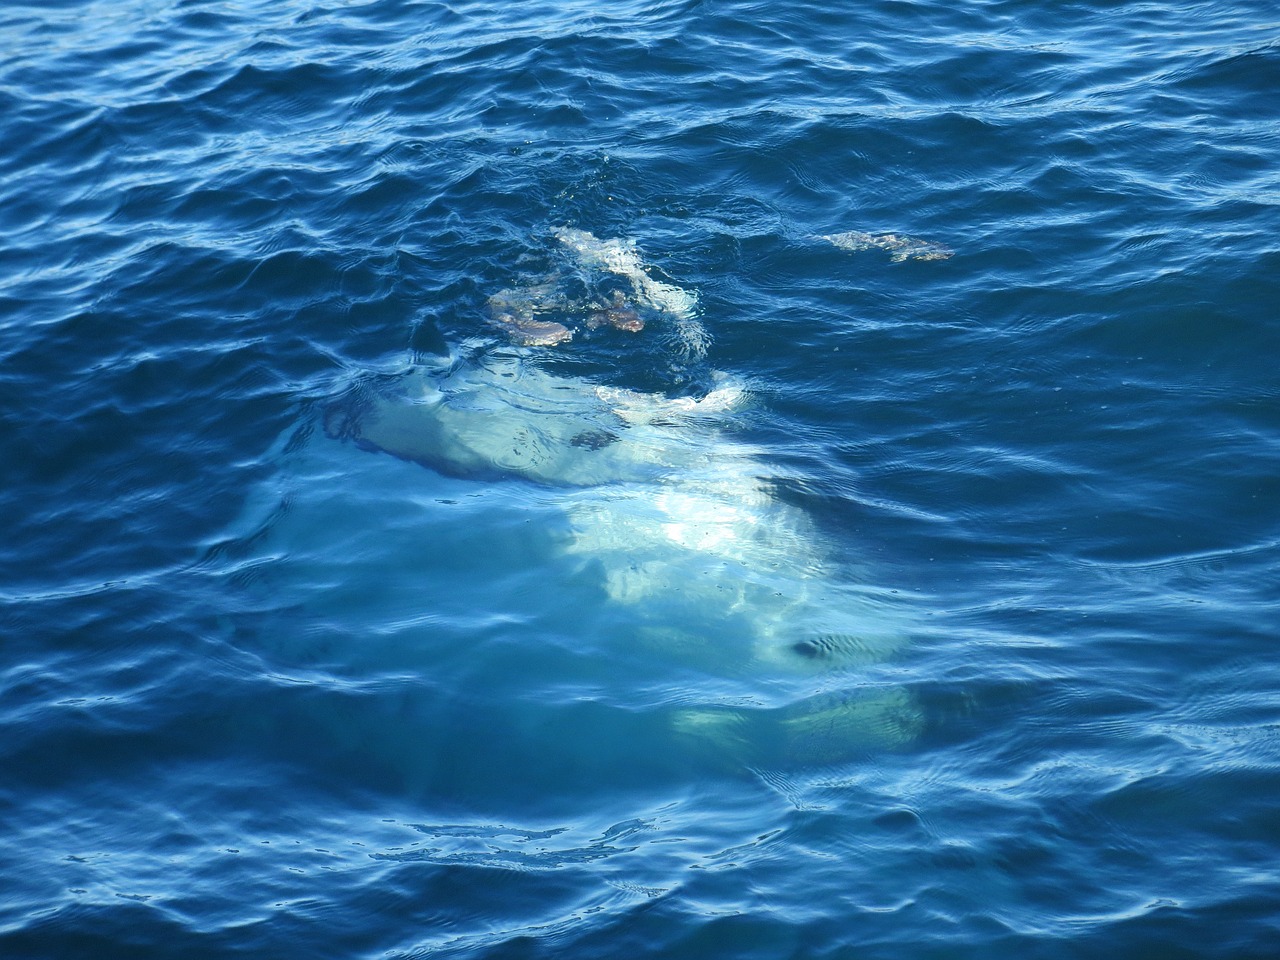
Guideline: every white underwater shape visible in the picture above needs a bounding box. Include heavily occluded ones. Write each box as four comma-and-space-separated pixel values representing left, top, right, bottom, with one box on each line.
333, 227, 933, 764
350, 347, 922, 762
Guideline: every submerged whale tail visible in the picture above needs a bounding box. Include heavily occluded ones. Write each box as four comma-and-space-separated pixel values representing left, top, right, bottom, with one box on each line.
673, 684, 923, 770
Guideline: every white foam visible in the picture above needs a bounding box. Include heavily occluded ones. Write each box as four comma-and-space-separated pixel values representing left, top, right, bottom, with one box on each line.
553, 226, 708, 359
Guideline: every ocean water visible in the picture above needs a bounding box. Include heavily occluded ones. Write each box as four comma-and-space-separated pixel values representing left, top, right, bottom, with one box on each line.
2, 0, 1278, 956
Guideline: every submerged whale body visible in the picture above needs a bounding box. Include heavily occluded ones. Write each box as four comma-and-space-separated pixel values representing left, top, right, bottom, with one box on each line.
326, 227, 932, 766
338, 346, 922, 765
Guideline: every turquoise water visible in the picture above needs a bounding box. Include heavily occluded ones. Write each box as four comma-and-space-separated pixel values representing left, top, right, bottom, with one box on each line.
3, 0, 1278, 956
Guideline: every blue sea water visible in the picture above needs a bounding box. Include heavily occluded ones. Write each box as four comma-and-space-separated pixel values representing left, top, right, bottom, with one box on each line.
2, 0, 1279, 956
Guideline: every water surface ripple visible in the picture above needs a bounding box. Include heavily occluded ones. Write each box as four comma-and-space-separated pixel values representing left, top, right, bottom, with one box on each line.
2, 0, 1278, 957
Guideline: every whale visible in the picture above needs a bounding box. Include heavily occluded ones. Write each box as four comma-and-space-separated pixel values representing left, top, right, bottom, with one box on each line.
324, 229, 925, 766
333, 351, 921, 765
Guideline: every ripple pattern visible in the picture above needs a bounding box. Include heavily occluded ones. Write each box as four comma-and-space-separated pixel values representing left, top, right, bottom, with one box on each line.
2, 0, 1278, 957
